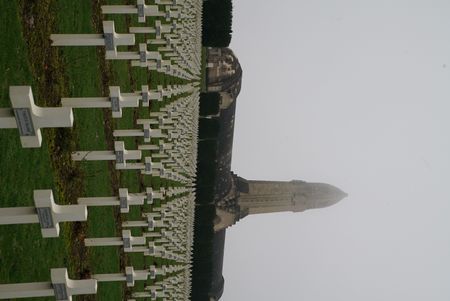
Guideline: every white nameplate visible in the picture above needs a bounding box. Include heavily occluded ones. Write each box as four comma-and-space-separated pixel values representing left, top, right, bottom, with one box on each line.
36, 207, 54, 229
14, 108, 35, 136
53, 283, 68, 301
104, 33, 114, 51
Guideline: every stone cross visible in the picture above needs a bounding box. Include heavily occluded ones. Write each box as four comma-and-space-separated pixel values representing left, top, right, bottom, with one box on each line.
0, 268, 97, 300
112, 123, 153, 143
131, 157, 187, 183
140, 84, 178, 105
138, 142, 172, 153
140, 242, 179, 260
61, 86, 139, 118
155, 0, 184, 5
145, 58, 173, 74
134, 120, 168, 136
132, 290, 162, 299
139, 85, 151, 106
132, 273, 185, 298
141, 157, 164, 175
71, 141, 141, 170
147, 35, 181, 48
0, 86, 73, 148
129, 20, 177, 39
135, 116, 172, 129
92, 266, 148, 287
122, 211, 172, 231
77, 188, 145, 213
148, 265, 170, 279
145, 187, 165, 204
101, 0, 164, 23
142, 231, 162, 239
163, 6, 187, 21
50, 21, 135, 58
0, 190, 87, 238
143, 84, 189, 105
106, 157, 163, 176
126, 242, 159, 256
84, 230, 146, 252
109, 43, 161, 67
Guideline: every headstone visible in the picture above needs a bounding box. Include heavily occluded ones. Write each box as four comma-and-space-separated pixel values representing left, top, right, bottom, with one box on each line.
77, 188, 144, 214
71, 141, 141, 170
0, 268, 97, 300
0, 190, 87, 238
84, 230, 146, 252
0, 86, 73, 148
91, 266, 148, 287
61, 86, 139, 118
50, 21, 135, 58
101, 0, 164, 23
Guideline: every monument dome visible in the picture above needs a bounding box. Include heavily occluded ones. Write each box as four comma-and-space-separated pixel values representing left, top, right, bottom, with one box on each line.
206, 47, 242, 99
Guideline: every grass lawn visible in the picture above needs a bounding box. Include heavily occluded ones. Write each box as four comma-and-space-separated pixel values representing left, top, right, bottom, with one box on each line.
0, 1, 199, 300
0, 2, 73, 299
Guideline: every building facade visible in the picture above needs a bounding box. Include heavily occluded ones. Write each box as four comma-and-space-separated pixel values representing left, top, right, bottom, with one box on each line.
202, 47, 346, 300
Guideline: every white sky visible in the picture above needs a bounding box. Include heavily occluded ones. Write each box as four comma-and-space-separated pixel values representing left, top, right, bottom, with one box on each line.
224, 1, 450, 300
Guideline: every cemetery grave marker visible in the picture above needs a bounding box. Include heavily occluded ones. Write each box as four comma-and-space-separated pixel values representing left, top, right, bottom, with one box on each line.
62, 86, 139, 118
0, 190, 87, 238
0, 86, 73, 148
77, 188, 145, 213
101, 0, 164, 23
51, 21, 135, 58
71, 141, 141, 170
0, 268, 97, 300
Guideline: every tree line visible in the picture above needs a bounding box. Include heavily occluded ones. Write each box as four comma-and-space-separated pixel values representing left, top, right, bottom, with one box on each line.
192, 92, 222, 300
202, 0, 233, 47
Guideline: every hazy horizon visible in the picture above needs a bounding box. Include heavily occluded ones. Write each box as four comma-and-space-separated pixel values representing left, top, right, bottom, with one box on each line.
223, 1, 450, 300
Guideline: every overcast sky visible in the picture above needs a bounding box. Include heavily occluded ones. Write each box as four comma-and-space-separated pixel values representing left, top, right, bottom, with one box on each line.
223, 1, 450, 300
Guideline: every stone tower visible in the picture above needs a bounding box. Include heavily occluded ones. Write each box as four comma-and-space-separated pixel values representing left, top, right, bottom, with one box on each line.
214, 175, 347, 231
238, 179, 347, 215
195, 47, 347, 300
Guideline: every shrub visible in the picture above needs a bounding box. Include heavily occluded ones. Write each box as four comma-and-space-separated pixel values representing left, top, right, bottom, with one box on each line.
200, 92, 221, 116
202, 0, 233, 47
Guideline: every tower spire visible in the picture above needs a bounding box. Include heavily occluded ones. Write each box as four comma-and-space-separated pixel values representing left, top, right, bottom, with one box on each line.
238, 179, 347, 215
213, 175, 347, 231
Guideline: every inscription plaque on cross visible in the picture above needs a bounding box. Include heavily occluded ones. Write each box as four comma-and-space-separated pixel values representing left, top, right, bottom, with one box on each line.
50, 21, 135, 59
0, 86, 73, 148
61, 86, 139, 118
0, 268, 97, 300
0, 190, 87, 238
101, 0, 164, 23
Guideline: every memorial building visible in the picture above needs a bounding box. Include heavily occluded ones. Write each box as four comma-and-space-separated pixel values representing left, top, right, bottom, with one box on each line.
196, 47, 347, 300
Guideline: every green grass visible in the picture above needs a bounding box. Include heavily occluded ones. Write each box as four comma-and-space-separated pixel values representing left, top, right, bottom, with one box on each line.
0, 1, 120, 299
0, 1, 71, 298
0, 1, 204, 300
55, 2, 123, 300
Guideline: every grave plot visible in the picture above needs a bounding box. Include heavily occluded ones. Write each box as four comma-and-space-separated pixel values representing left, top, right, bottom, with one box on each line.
0, 0, 204, 300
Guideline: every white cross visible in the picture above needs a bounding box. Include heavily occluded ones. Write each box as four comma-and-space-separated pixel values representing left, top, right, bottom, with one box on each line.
0, 86, 73, 148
